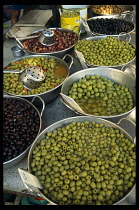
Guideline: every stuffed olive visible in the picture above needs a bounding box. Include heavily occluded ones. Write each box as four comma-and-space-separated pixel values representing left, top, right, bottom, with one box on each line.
30, 120, 136, 205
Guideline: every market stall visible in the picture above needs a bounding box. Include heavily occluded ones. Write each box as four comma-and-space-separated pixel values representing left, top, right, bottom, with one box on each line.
3, 6, 136, 205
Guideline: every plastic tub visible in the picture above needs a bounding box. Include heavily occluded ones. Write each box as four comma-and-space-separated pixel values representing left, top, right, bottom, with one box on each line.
61, 5, 88, 33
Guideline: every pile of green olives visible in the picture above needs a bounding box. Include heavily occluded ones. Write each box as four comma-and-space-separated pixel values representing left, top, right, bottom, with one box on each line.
61, 11, 80, 18
75, 36, 135, 66
68, 74, 134, 116
31, 120, 136, 205
3, 57, 67, 95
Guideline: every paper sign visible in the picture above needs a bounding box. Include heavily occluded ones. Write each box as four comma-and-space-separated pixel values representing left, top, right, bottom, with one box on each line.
75, 50, 86, 62
60, 93, 85, 114
18, 168, 43, 189
81, 17, 92, 32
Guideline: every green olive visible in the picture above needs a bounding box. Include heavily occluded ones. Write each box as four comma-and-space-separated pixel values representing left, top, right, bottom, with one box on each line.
31, 120, 136, 205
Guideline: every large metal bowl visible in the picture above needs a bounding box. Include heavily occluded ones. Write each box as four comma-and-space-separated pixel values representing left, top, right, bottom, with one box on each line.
3, 54, 73, 106
17, 28, 79, 58
75, 35, 136, 68
3, 95, 45, 169
27, 115, 136, 205
91, 5, 134, 16
61, 67, 136, 119
86, 15, 135, 36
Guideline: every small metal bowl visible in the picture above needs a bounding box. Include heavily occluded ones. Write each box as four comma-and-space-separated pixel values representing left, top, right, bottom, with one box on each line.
11, 46, 25, 57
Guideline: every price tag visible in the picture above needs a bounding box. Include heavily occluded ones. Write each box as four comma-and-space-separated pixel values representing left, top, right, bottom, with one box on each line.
75, 50, 89, 69
81, 17, 91, 32
60, 93, 85, 114
18, 168, 43, 189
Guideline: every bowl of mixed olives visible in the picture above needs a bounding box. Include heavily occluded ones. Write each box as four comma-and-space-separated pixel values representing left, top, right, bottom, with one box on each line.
3, 95, 45, 169
61, 67, 136, 119
3, 54, 73, 105
75, 36, 136, 68
27, 115, 136, 205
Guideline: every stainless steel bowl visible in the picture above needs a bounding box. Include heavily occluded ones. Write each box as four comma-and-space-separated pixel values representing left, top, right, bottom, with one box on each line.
3, 95, 45, 169
11, 45, 25, 57
27, 114, 136, 205
3, 54, 73, 105
86, 15, 135, 36
17, 28, 79, 58
61, 67, 136, 120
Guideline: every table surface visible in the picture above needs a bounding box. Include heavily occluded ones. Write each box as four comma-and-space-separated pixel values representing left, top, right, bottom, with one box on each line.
3, 7, 136, 205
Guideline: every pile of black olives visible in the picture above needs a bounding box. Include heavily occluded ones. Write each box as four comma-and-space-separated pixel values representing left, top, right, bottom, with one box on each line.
31, 120, 136, 205
87, 18, 134, 35
3, 97, 40, 162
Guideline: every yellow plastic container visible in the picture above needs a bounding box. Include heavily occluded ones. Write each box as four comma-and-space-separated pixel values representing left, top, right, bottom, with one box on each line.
60, 11, 80, 34
62, 5, 88, 33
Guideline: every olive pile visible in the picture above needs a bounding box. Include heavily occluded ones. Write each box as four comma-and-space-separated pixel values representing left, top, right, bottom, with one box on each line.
87, 18, 134, 35
3, 97, 40, 162
68, 74, 134, 116
22, 29, 78, 53
92, 5, 127, 15
75, 36, 135, 66
61, 11, 79, 18
31, 120, 136, 205
4, 57, 67, 95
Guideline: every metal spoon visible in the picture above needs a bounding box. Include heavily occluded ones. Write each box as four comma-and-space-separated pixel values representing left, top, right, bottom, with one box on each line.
9, 29, 25, 50
4, 66, 46, 90
3, 68, 26, 74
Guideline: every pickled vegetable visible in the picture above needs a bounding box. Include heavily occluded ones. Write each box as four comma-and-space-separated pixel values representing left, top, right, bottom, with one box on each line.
3, 56, 68, 95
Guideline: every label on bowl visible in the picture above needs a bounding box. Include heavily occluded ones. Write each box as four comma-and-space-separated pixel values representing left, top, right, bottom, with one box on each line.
18, 168, 43, 189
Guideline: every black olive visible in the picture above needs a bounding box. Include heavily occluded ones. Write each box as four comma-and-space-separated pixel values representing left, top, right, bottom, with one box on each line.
3, 97, 40, 162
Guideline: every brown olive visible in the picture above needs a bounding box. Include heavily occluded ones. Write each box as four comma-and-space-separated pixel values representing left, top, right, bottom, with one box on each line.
22, 29, 78, 53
